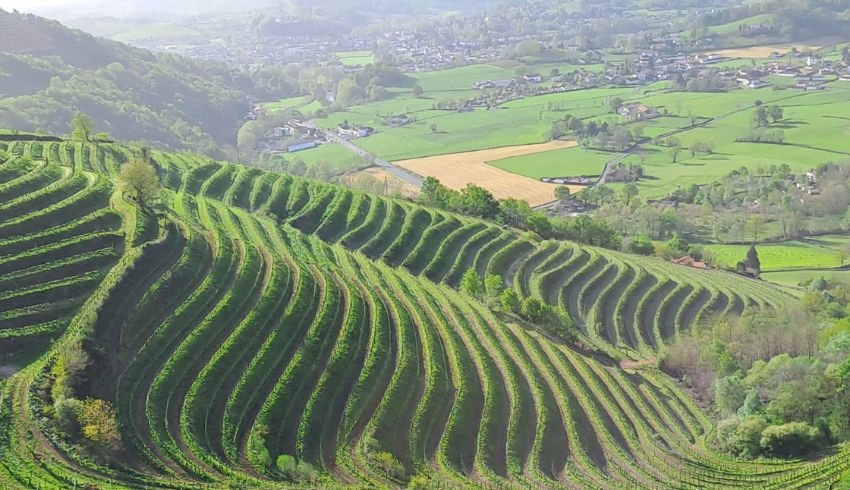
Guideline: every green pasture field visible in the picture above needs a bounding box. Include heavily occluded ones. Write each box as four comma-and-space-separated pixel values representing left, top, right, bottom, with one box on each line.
610, 83, 850, 197
350, 109, 555, 161
489, 147, 610, 179
335, 51, 376, 66
289, 142, 365, 171
707, 13, 773, 36
763, 269, 850, 286
262, 95, 311, 112
706, 241, 845, 271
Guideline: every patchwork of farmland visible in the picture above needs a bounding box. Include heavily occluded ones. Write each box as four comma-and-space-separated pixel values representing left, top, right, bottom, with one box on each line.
1, 137, 849, 489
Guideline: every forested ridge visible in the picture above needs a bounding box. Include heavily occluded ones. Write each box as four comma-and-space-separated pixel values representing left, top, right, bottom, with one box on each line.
0, 9, 265, 158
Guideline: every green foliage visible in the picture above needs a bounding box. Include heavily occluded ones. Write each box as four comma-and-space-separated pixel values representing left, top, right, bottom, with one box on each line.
460, 268, 483, 298
71, 112, 94, 141
499, 288, 520, 313
119, 160, 161, 210
76, 398, 122, 450
554, 185, 571, 202
407, 474, 430, 489
745, 245, 761, 275
513, 39, 543, 58
665, 233, 689, 258
520, 296, 545, 322
753, 106, 770, 128
759, 422, 823, 458
609, 96, 623, 114
50, 340, 90, 400
484, 273, 504, 301
568, 214, 621, 249
452, 184, 500, 220
374, 451, 406, 480
716, 415, 768, 459
715, 373, 748, 417
276, 455, 318, 483
628, 234, 655, 255
839, 470, 850, 490
52, 396, 81, 434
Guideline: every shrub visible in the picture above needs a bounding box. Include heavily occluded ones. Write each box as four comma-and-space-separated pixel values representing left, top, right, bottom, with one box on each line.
485, 273, 505, 301
374, 451, 406, 479
53, 396, 81, 434
407, 474, 430, 489
759, 422, 824, 457
460, 268, 482, 298
500, 289, 520, 313
76, 398, 121, 450
628, 234, 655, 255
521, 297, 545, 322
50, 341, 91, 401
716, 415, 767, 459
276, 454, 318, 483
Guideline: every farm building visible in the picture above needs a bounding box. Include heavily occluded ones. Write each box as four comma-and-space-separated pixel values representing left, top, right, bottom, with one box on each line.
618, 103, 659, 120
286, 140, 318, 153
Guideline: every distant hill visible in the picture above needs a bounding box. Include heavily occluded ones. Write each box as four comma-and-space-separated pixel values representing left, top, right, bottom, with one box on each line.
0, 9, 264, 158
0, 9, 54, 54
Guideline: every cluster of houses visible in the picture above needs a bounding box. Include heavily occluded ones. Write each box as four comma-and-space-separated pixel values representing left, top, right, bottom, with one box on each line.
632, 50, 850, 92
796, 169, 821, 196
262, 119, 322, 153
541, 176, 594, 185
618, 103, 660, 121
336, 122, 375, 139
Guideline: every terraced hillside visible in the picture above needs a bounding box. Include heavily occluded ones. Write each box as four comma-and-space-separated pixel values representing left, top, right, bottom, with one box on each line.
1, 137, 849, 489
0, 139, 123, 355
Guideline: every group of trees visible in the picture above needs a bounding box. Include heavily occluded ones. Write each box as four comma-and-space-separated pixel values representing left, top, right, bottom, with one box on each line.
752, 104, 785, 128
420, 177, 621, 248
459, 268, 578, 341
663, 280, 850, 458
550, 114, 643, 152
672, 74, 732, 93
595, 161, 850, 246
738, 128, 786, 144
334, 63, 414, 106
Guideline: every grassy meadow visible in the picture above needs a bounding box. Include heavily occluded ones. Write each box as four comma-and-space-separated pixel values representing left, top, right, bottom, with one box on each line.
489, 147, 610, 179
763, 269, 850, 286
335, 50, 376, 66
707, 234, 850, 271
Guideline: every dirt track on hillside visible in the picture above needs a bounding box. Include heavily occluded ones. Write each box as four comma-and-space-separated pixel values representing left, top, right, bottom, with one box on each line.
345, 167, 422, 198
393, 140, 584, 206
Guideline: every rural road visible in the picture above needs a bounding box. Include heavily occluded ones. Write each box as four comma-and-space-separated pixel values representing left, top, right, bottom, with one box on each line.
306, 121, 424, 187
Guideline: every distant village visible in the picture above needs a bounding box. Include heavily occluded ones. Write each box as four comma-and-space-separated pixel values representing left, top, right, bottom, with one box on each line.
249, 46, 849, 157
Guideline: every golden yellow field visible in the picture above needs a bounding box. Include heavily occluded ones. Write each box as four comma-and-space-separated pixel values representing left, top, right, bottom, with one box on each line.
393, 140, 585, 207
708, 36, 845, 58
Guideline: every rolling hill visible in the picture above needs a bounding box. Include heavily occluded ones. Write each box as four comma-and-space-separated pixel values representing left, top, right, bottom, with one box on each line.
0, 9, 260, 158
0, 133, 848, 489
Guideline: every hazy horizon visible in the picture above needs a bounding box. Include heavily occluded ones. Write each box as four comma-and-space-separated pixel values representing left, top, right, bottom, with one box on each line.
1, 0, 73, 10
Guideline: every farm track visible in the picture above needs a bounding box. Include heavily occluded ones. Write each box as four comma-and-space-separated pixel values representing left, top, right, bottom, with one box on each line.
1, 139, 847, 490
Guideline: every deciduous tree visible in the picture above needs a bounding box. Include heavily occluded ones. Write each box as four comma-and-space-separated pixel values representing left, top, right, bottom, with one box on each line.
460, 268, 483, 298
71, 112, 94, 141
119, 160, 161, 210
554, 185, 571, 202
